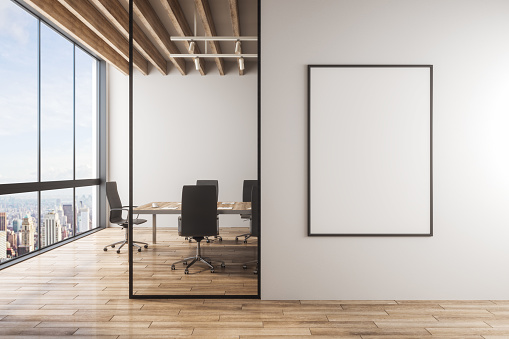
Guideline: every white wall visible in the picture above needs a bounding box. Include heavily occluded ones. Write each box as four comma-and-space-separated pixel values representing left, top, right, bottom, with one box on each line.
108, 64, 257, 227
261, 0, 509, 299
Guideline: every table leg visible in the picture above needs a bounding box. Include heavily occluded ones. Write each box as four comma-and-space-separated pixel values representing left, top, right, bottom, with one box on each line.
152, 214, 157, 244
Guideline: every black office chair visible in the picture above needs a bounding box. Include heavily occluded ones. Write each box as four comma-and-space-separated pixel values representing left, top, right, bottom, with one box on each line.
242, 183, 259, 274
103, 181, 149, 254
236, 179, 258, 243
171, 185, 225, 274
196, 180, 221, 243
196, 180, 218, 200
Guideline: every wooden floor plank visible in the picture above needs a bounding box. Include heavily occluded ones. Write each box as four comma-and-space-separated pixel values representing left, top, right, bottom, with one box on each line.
0, 336, 117, 339
0, 227, 507, 338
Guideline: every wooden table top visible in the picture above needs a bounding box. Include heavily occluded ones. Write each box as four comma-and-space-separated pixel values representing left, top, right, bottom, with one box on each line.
135, 201, 251, 214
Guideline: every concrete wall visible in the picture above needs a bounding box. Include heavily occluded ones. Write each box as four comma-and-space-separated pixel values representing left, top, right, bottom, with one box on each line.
261, 0, 509, 299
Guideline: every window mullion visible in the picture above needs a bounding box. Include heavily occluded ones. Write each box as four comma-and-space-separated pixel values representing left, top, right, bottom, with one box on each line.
37, 18, 41, 250
73, 45, 76, 236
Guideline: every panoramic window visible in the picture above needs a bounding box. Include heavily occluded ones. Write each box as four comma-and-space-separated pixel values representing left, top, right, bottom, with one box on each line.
0, 1, 101, 265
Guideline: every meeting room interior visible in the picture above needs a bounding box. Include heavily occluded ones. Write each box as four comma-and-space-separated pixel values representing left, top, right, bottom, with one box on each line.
1, 0, 509, 337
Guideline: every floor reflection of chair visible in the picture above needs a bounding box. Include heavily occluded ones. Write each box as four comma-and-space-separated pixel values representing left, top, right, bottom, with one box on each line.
171, 185, 225, 274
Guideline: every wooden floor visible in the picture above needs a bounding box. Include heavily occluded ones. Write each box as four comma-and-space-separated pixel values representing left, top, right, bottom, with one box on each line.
129, 227, 258, 295
0, 228, 508, 338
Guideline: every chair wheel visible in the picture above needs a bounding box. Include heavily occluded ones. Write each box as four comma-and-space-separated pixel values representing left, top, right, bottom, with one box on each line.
171, 265, 175, 270
254, 270, 258, 274
184, 270, 189, 274
116, 250, 120, 254
219, 238, 222, 242
244, 240, 247, 244
206, 239, 210, 243
221, 263, 226, 268
188, 239, 192, 243
210, 269, 215, 273
144, 244, 148, 248
111, 245, 115, 248
103, 248, 107, 251
183, 261, 187, 265
235, 237, 239, 242
243, 265, 247, 269
137, 248, 141, 252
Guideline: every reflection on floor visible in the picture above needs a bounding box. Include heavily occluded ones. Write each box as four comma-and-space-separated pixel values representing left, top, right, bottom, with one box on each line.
129, 227, 258, 296
1, 229, 508, 337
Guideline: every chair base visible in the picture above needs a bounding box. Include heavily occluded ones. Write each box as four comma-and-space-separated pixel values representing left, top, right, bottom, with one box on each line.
103, 227, 149, 254
186, 235, 222, 243
235, 233, 251, 243
242, 260, 259, 274
171, 240, 225, 274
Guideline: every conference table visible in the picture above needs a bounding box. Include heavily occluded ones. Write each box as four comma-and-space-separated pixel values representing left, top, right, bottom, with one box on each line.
135, 201, 252, 244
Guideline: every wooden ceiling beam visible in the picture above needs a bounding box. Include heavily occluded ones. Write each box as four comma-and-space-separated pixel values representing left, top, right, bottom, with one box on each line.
23, 0, 129, 75
195, 0, 225, 75
228, 0, 243, 75
160, 0, 206, 75
130, 0, 186, 75
58, 0, 148, 75
89, 0, 168, 75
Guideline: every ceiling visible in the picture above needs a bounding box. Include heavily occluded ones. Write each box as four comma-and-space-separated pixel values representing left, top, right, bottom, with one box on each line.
22, 0, 258, 76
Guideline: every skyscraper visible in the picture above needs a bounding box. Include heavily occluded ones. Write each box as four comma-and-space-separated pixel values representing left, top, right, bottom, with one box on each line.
12, 219, 22, 233
62, 204, 73, 231
56, 204, 68, 238
18, 215, 35, 256
0, 212, 5, 231
7, 230, 18, 250
77, 204, 90, 234
0, 213, 6, 260
41, 211, 62, 247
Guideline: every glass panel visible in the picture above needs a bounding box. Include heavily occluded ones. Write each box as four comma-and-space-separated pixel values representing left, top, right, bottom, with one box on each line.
75, 47, 97, 179
40, 23, 73, 181
0, 192, 39, 263
75, 186, 97, 234
40, 189, 73, 247
0, 1, 38, 184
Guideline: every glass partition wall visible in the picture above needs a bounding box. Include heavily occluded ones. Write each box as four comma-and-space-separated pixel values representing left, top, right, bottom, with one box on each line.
127, 0, 260, 298
0, 1, 104, 266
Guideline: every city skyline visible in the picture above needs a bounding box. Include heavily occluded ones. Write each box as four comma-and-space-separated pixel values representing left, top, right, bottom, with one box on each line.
0, 192, 96, 263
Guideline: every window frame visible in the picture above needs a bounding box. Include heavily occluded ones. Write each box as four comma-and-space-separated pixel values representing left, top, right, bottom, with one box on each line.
0, 0, 106, 269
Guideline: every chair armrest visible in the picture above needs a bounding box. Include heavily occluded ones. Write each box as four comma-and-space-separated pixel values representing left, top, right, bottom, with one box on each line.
110, 207, 130, 211
122, 205, 138, 208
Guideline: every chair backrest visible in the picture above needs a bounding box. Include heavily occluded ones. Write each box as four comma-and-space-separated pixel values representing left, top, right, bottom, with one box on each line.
106, 182, 123, 224
180, 185, 218, 237
196, 180, 218, 201
243, 180, 258, 202
250, 183, 260, 237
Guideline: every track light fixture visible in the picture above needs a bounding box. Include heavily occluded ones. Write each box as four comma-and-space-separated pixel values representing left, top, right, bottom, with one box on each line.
238, 57, 244, 71
235, 40, 241, 54
188, 41, 195, 54
194, 57, 200, 71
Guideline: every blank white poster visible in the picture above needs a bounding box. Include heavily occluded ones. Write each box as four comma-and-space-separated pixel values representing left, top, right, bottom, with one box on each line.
309, 66, 432, 235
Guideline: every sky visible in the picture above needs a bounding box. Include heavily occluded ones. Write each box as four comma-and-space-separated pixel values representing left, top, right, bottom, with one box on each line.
0, 1, 97, 184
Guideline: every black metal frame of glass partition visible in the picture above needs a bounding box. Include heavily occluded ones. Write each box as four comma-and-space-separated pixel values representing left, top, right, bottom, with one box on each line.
127, 0, 261, 299
0, 0, 107, 271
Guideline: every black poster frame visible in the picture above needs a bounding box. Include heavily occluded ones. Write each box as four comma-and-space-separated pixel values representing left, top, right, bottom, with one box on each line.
307, 64, 434, 237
